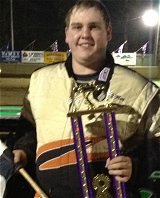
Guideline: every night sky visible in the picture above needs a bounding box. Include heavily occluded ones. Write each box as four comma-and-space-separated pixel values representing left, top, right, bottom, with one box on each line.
0, 0, 159, 53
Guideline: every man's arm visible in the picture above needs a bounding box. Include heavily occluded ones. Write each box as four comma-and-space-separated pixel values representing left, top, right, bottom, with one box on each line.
13, 91, 37, 166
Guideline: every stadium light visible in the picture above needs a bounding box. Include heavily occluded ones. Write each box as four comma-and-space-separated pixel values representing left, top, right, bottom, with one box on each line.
124, 8, 159, 65
142, 9, 159, 27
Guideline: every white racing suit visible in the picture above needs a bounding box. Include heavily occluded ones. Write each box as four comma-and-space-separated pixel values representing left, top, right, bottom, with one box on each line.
14, 53, 160, 197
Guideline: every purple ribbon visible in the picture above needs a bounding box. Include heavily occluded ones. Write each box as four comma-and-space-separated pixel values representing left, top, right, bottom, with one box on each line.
104, 112, 127, 198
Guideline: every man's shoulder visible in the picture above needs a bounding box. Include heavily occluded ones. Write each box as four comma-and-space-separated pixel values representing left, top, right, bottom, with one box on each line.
114, 64, 152, 85
33, 62, 66, 75
113, 65, 159, 96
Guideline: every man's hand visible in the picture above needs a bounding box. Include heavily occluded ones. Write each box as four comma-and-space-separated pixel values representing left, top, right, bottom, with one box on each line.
12, 149, 28, 166
106, 156, 132, 182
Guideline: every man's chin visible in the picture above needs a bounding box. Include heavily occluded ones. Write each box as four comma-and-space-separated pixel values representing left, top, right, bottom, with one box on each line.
78, 52, 95, 60
78, 56, 94, 63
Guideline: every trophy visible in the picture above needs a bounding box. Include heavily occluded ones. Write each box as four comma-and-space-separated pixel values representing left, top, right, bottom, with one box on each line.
67, 82, 127, 198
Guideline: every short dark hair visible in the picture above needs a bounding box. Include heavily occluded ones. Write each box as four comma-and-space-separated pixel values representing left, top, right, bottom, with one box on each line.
65, 0, 111, 27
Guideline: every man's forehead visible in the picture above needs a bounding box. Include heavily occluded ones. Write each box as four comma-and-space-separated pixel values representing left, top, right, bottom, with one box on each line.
69, 7, 104, 23
71, 6, 102, 16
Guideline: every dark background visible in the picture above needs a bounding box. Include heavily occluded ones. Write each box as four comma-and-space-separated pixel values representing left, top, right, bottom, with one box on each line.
0, 0, 159, 53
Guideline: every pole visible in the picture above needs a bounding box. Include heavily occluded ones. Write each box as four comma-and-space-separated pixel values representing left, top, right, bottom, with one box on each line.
22, 40, 36, 50
123, 0, 129, 52
154, 4, 160, 66
10, 0, 14, 51
18, 168, 49, 198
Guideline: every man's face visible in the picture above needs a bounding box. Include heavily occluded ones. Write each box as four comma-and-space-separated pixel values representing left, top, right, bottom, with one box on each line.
65, 7, 112, 66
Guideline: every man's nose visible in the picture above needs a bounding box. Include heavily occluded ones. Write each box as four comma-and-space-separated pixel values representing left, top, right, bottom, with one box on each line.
81, 27, 91, 38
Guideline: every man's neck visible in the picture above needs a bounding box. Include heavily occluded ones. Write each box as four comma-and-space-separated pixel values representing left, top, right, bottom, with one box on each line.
72, 59, 106, 75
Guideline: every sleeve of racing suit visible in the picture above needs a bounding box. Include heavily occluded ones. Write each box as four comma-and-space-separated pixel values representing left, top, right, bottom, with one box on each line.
123, 90, 160, 195
13, 90, 37, 165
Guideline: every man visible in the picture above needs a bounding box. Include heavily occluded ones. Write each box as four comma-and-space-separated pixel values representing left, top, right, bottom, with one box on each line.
13, 0, 160, 197
0, 140, 15, 197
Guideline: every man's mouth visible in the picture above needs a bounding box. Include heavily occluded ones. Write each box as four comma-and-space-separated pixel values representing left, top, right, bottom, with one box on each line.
79, 43, 94, 47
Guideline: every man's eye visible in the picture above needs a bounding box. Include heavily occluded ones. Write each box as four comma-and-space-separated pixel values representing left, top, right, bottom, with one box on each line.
90, 25, 97, 29
72, 26, 81, 30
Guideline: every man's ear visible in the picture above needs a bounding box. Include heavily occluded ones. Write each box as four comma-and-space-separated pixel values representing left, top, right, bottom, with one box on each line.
65, 27, 69, 44
106, 24, 112, 42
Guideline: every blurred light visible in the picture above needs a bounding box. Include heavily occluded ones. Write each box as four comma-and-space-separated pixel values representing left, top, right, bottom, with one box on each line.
142, 9, 159, 27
